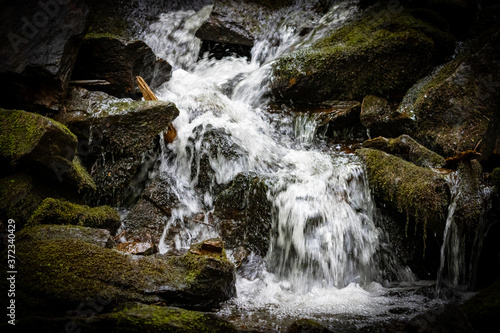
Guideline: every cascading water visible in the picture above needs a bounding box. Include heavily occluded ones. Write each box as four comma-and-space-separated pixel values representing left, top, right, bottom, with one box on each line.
137, 1, 449, 330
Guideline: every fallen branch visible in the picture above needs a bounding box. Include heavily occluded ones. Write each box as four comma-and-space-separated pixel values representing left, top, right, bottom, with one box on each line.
136, 76, 177, 143
69, 79, 110, 86
444, 150, 482, 169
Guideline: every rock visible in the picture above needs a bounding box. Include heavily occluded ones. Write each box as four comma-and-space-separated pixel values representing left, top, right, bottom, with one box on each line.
57, 87, 179, 206
7, 237, 235, 318
116, 241, 158, 255
356, 148, 450, 277
0, 109, 96, 194
360, 95, 413, 138
286, 319, 333, 333
404, 302, 474, 333
71, 35, 172, 99
0, 0, 89, 112
361, 135, 446, 168
214, 173, 273, 256
403, 28, 500, 159
28, 198, 121, 234
19, 224, 115, 249
13, 303, 237, 333
462, 276, 500, 332
271, 7, 455, 103
200, 239, 224, 254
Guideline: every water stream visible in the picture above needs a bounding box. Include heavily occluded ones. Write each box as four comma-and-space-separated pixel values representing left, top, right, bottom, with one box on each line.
138, 2, 451, 330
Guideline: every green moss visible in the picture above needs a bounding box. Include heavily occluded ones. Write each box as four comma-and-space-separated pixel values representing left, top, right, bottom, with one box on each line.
356, 148, 450, 252
28, 198, 120, 233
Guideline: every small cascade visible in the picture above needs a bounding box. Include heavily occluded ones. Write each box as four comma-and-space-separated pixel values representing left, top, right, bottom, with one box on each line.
293, 113, 321, 146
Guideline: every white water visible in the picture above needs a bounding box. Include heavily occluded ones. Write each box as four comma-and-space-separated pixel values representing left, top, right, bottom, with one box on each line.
139, 2, 446, 330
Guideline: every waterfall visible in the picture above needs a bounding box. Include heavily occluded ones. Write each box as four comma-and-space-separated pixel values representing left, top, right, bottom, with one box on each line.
137, 1, 444, 330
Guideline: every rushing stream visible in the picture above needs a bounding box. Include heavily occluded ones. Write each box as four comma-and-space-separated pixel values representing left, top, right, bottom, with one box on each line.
138, 2, 457, 331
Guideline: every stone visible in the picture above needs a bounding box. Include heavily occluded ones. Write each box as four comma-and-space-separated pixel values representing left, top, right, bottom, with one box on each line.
360, 95, 413, 138
116, 241, 158, 255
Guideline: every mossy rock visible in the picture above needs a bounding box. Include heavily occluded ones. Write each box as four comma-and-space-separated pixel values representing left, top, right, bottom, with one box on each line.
19, 224, 115, 248
356, 148, 450, 252
0, 109, 96, 193
28, 198, 121, 234
361, 135, 446, 168
462, 278, 500, 332
6, 237, 235, 318
271, 7, 455, 103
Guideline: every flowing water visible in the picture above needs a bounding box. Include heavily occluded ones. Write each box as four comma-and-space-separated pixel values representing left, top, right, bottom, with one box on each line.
138, 1, 451, 330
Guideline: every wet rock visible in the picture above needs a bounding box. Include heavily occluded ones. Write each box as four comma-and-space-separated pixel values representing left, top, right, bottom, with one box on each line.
271, 7, 455, 103
28, 198, 121, 234
19, 224, 115, 249
360, 95, 413, 138
403, 302, 474, 333
356, 148, 450, 278
0, 0, 89, 112
462, 278, 500, 332
361, 135, 446, 168
214, 173, 273, 256
7, 237, 235, 318
116, 241, 158, 255
57, 87, 179, 206
286, 319, 333, 333
0, 109, 96, 194
404, 28, 500, 159
71, 35, 171, 99
13, 303, 237, 333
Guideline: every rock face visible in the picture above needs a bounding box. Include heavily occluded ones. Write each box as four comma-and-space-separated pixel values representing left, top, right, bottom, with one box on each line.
0, 109, 96, 194
356, 148, 450, 277
0, 0, 89, 112
271, 7, 455, 103
10, 234, 236, 318
360, 95, 413, 138
71, 35, 172, 99
57, 87, 180, 206
404, 28, 500, 159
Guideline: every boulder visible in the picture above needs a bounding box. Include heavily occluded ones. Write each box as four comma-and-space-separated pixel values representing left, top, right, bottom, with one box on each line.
0, 109, 96, 194
28, 198, 121, 234
71, 35, 172, 99
361, 135, 446, 168
404, 302, 474, 333
286, 319, 333, 333
360, 95, 413, 138
356, 148, 450, 277
56, 87, 179, 206
214, 173, 273, 256
271, 7, 455, 103
461, 278, 500, 333
19, 224, 115, 249
7, 237, 235, 318
116, 242, 158, 255
403, 28, 500, 159
0, 0, 89, 112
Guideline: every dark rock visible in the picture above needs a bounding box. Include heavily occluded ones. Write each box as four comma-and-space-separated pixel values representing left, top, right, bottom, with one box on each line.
214, 173, 273, 256
0, 109, 96, 194
19, 224, 115, 249
27, 198, 121, 235
403, 302, 474, 333
271, 7, 455, 103
462, 274, 500, 332
360, 95, 413, 138
286, 319, 333, 333
356, 148, 450, 278
0, 0, 89, 112
71, 35, 172, 99
56, 87, 179, 206
5, 236, 235, 318
361, 135, 446, 168
404, 28, 500, 159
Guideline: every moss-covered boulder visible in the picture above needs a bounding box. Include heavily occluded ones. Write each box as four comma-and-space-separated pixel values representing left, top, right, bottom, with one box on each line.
271, 7, 455, 103
214, 173, 273, 256
361, 135, 446, 168
360, 95, 413, 138
356, 148, 450, 277
0, 109, 96, 193
56, 87, 179, 206
28, 198, 121, 234
7, 237, 235, 318
19, 224, 115, 249
462, 278, 500, 332
71, 35, 171, 99
403, 28, 500, 159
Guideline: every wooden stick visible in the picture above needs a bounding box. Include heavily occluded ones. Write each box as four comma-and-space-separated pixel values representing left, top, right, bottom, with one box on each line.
69, 79, 110, 86
136, 76, 176, 143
